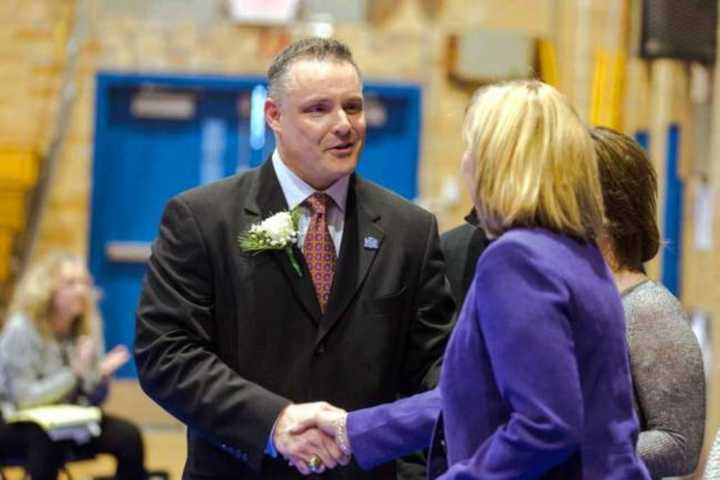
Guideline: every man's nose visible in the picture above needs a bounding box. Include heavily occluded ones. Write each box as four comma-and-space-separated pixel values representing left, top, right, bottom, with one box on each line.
333, 110, 352, 136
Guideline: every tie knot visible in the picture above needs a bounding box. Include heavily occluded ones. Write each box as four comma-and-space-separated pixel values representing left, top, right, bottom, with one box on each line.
305, 193, 332, 215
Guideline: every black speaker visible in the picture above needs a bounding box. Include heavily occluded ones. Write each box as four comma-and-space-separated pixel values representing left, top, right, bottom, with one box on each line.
640, 0, 717, 64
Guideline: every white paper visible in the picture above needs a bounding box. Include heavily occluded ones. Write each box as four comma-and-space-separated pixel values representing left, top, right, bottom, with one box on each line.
694, 182, 714, 251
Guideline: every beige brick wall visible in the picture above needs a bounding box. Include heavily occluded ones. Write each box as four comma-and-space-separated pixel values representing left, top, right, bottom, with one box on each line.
0, 1, 70, 146
28, 0, 589, 259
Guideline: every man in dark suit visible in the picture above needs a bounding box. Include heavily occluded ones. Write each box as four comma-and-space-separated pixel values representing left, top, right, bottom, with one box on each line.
439, 211, 489, 311
134, 37, 454, 479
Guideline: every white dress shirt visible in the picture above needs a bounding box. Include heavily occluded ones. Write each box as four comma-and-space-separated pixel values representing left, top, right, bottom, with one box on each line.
271, 150, 348, 254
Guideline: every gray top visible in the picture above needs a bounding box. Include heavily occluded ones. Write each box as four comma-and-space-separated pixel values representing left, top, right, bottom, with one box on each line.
623, 280, 705, 479
0, 313, 107, 413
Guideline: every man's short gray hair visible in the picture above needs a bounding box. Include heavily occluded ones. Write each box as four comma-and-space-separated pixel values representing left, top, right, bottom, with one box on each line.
267, 37, 361, 101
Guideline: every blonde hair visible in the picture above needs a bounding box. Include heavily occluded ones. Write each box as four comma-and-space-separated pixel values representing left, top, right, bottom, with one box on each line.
9, 252, 99, 339
463, 80, 604, 240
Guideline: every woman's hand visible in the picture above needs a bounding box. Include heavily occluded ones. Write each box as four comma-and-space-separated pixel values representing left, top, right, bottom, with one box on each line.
289, 403, 352, 456
99, 344, 130, 378
70, 335, 96, 375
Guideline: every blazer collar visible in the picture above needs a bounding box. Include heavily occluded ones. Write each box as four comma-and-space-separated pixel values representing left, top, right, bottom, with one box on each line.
245, 161, 322, 320
244, 160, 287, 218
464, 208, 479, 227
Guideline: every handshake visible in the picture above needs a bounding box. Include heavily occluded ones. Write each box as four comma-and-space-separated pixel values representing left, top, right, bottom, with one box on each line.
272, 402, 352, 475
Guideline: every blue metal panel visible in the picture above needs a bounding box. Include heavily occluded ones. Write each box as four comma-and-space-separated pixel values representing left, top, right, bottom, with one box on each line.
662, 124, 683, 296
359, 84, 421, 200
634, 131, 649, 150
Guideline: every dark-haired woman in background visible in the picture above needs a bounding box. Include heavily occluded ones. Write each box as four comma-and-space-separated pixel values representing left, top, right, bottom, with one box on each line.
592, 126, 705, 479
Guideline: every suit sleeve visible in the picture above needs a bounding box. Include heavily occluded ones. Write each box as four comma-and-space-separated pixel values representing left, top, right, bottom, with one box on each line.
440, 240, 583, 479
347, 388, 441, 469
399, 215, 456, 394
134, 197, 290, 471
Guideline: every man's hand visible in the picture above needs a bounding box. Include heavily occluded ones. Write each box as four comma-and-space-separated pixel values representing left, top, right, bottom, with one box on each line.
289, 403, 351, 456
273, 402, 350, 475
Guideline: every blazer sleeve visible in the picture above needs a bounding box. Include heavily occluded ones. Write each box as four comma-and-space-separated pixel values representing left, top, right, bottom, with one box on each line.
134, 197, 291, 471
440, 240, 583, 479
347, 388, 441, 469
399, 215, 456, 393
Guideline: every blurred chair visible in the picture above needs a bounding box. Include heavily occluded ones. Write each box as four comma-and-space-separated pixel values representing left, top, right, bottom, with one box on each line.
0, 444, 96, 480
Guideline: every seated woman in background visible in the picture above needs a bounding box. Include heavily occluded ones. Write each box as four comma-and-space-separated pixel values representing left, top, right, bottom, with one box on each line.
0, 252, 146, 480
592, 126, 705, 479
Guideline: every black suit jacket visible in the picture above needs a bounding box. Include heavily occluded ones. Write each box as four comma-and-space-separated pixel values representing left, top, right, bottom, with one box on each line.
134, 160, 455, 479
439, 213, 489, 311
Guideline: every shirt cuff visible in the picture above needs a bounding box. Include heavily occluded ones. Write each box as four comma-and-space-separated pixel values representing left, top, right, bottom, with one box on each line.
265, 420, 279, 458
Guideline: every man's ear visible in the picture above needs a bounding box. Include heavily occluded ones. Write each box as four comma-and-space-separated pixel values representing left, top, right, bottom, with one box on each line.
265, 97, 281, 133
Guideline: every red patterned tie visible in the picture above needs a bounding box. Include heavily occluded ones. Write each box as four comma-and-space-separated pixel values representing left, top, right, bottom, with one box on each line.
303, 193, 336, 312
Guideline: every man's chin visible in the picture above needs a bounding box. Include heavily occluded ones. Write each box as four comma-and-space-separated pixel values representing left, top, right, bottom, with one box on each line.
334, 160, 358, 179
312, 162, 357, 189
325, 152, 358, 169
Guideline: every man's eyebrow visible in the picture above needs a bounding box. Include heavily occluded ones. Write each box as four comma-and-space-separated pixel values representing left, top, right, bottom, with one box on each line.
298, 94, 363, 106
299, 96, 331, 104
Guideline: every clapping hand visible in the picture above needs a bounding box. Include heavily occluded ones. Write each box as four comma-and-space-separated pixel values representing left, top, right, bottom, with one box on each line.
273, 402, 351, 475
99, 344, 130, 378
70, 335, 96, 375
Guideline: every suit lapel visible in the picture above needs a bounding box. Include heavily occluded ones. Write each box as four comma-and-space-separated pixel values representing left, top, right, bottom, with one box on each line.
246, 161, 322, 323
318, 177, 384, 343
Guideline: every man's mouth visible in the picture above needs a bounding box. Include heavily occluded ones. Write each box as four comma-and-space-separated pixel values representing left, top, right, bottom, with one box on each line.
328, 142, 355, 154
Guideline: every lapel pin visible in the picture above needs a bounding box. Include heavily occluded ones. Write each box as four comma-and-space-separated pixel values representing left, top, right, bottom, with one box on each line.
363, 236, 380, 250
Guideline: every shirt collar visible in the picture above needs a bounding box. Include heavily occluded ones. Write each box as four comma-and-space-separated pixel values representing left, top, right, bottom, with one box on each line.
271, 150, 348, 213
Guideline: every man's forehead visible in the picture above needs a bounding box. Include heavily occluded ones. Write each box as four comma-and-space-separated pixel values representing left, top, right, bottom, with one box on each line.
285, 58, 362, 94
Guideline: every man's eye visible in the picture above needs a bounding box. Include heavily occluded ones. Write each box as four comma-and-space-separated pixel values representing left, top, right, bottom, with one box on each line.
345, 104, 363, 113
305, 105, 326, 113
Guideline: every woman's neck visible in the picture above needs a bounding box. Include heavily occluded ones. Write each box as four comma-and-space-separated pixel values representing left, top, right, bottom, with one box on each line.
612, 269, 648, 294
597, 236, 649, 293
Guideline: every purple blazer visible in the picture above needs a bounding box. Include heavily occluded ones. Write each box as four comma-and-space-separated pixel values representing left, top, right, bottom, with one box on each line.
348, 228, 650, 479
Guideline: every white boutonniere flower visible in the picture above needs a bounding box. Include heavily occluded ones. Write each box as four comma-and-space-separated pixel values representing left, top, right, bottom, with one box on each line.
238, 209, 302, 276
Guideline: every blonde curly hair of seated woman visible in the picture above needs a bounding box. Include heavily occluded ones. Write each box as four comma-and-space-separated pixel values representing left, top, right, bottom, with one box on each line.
8, 251, 100, 340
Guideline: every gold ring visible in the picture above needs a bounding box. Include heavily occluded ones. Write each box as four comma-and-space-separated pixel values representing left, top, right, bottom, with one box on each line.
308, 455, 323, 473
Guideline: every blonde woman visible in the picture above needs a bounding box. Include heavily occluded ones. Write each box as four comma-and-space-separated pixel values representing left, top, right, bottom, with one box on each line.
0, 252, 146, 480
293, 81, 650, 479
